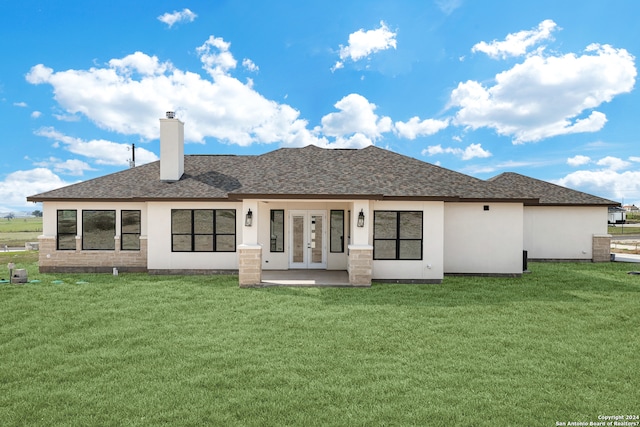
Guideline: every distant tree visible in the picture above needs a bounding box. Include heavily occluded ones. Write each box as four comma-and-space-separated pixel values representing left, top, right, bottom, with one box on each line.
4, 213, 15, 220
32, 210, 43, 217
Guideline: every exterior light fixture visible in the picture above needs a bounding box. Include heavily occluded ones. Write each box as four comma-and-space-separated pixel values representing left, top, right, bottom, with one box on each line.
357, 209, 365, 227
245, 209, 253, 227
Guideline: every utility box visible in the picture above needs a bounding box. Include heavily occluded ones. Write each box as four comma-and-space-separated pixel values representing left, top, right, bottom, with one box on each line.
12, 269, 27, 284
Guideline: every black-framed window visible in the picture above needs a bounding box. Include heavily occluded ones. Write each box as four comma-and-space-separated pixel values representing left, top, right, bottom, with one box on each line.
57, 210, 77, 250
171, 209, 236, 252
82, 210, 116, 250
121, 210, 141, 251
373, 211, 423, 260
330, 210, 344, 253
270, 210, 284, 252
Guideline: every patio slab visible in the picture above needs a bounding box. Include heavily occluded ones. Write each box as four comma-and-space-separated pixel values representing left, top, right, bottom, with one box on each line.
261, 270, 352, 286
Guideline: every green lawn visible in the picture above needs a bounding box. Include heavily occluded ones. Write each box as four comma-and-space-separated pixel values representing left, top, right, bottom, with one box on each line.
1, 252, 638, 426
0, 217, 42, 247
609, 225, 640, 235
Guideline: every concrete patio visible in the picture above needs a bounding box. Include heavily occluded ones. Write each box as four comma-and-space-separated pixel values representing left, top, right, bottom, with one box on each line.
261, 270, 353, 287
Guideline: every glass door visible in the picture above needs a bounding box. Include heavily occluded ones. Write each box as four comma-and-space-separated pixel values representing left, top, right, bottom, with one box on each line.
289, 210, 326, 269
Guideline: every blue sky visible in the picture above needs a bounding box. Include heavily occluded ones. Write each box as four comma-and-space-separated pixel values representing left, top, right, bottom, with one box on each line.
1, 0, 639, 212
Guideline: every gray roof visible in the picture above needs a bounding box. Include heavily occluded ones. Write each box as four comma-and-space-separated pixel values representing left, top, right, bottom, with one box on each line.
27, 145, 613, 205
488, 172, 617, 206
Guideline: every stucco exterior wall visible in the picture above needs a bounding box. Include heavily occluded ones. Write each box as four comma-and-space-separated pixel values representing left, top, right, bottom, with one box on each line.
146, 201, 242, 272
523, 206, 608, 260
370, 200, 444, 282
444, 202, 523, 275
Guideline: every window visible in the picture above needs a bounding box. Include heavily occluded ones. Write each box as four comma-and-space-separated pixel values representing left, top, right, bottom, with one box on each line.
57, 210, 77, 250
330, 210, 344, 253
121, 210, 141, 250
82, 210, 116, 250
270, 210, 284, 252
171, 209, 236, 252
373, 211, 423, 260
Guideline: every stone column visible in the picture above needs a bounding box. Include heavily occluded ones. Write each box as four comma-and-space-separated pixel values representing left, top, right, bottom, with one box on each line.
592, 234, 612, 262
348, 245, 373, 287
238, 244, 262, 287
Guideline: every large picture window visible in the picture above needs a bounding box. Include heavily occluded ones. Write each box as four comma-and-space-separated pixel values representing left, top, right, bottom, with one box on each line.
171, 209, 236, 252
57, 210, 77, 250
82, 210, 116, 250
270, 210, 284, 252
330, 210, 344, 253
121, 210, 141, 251
373, 211, 423, 260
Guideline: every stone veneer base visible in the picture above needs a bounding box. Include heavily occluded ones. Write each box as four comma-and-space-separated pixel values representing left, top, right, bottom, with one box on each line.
238, 245, 262, 287
592, 234, 612, 263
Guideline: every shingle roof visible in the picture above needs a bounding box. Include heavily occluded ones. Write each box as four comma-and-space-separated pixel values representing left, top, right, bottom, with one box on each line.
487, 172, 618, 206
27, 145, 613, 205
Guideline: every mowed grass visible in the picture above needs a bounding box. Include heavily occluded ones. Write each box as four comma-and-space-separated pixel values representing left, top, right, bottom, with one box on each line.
1, 252, 638, 426
609, 225, 640, 235
0, 217, 42, 247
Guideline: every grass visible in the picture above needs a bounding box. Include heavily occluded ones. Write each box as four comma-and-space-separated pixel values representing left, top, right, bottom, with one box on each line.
608, 225, 640, 235
1, 252, 639, 426
0, 217, 42, 247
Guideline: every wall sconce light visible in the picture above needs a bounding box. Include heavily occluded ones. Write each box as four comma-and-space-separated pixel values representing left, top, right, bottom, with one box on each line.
245, 209, 253, 227
357, 209, 365, 227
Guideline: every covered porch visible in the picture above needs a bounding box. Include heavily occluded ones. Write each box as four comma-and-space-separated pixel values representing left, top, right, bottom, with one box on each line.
237, 199, 373, 287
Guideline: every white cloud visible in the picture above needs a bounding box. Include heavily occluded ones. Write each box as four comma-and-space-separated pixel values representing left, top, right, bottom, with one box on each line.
333, 21, 397, 71
242, 58, 259, 72
556, 154, 640, 203
422, 143, 491, 160
0, 168, 73, 209
319, 93, 392, 147
34, 157, 95, 176
157, 8, 197, 28
436, 0, 463, 15
35, 127, 158, 166
53, 113, 81, 122
197, 36, 237, 76
629, 156, 640, 162
567, 155, 591, 167
556, 169, 640, 203
472, 19, 558, 59
450, 43, 636, 143
14, 101, 27, 107
596, 156, 631, 171
31, 111, 42, 119
26, 38, 324, 148
463, 159, 547, 175
394, 117, 449, 139
109, 51, 171, 76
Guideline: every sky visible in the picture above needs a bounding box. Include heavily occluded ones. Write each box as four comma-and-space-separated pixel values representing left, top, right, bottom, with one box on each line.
1, 0, 639, 213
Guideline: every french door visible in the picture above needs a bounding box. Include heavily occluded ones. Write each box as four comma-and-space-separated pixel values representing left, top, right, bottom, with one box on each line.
289, 210, 327, 269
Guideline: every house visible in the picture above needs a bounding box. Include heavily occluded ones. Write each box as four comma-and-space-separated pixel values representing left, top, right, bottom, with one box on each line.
608, 207, 627, 224
27, 113, 618, 287
623, 204, 639, 213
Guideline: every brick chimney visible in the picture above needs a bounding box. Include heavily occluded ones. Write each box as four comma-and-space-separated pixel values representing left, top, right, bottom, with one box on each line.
160, 111, 184, 182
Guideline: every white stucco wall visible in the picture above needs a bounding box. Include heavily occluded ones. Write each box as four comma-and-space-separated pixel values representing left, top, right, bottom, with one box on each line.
370, 201, 444, 281
146, 201, 242, 271
524, 206, 607, 260
444, 202, 523, 274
